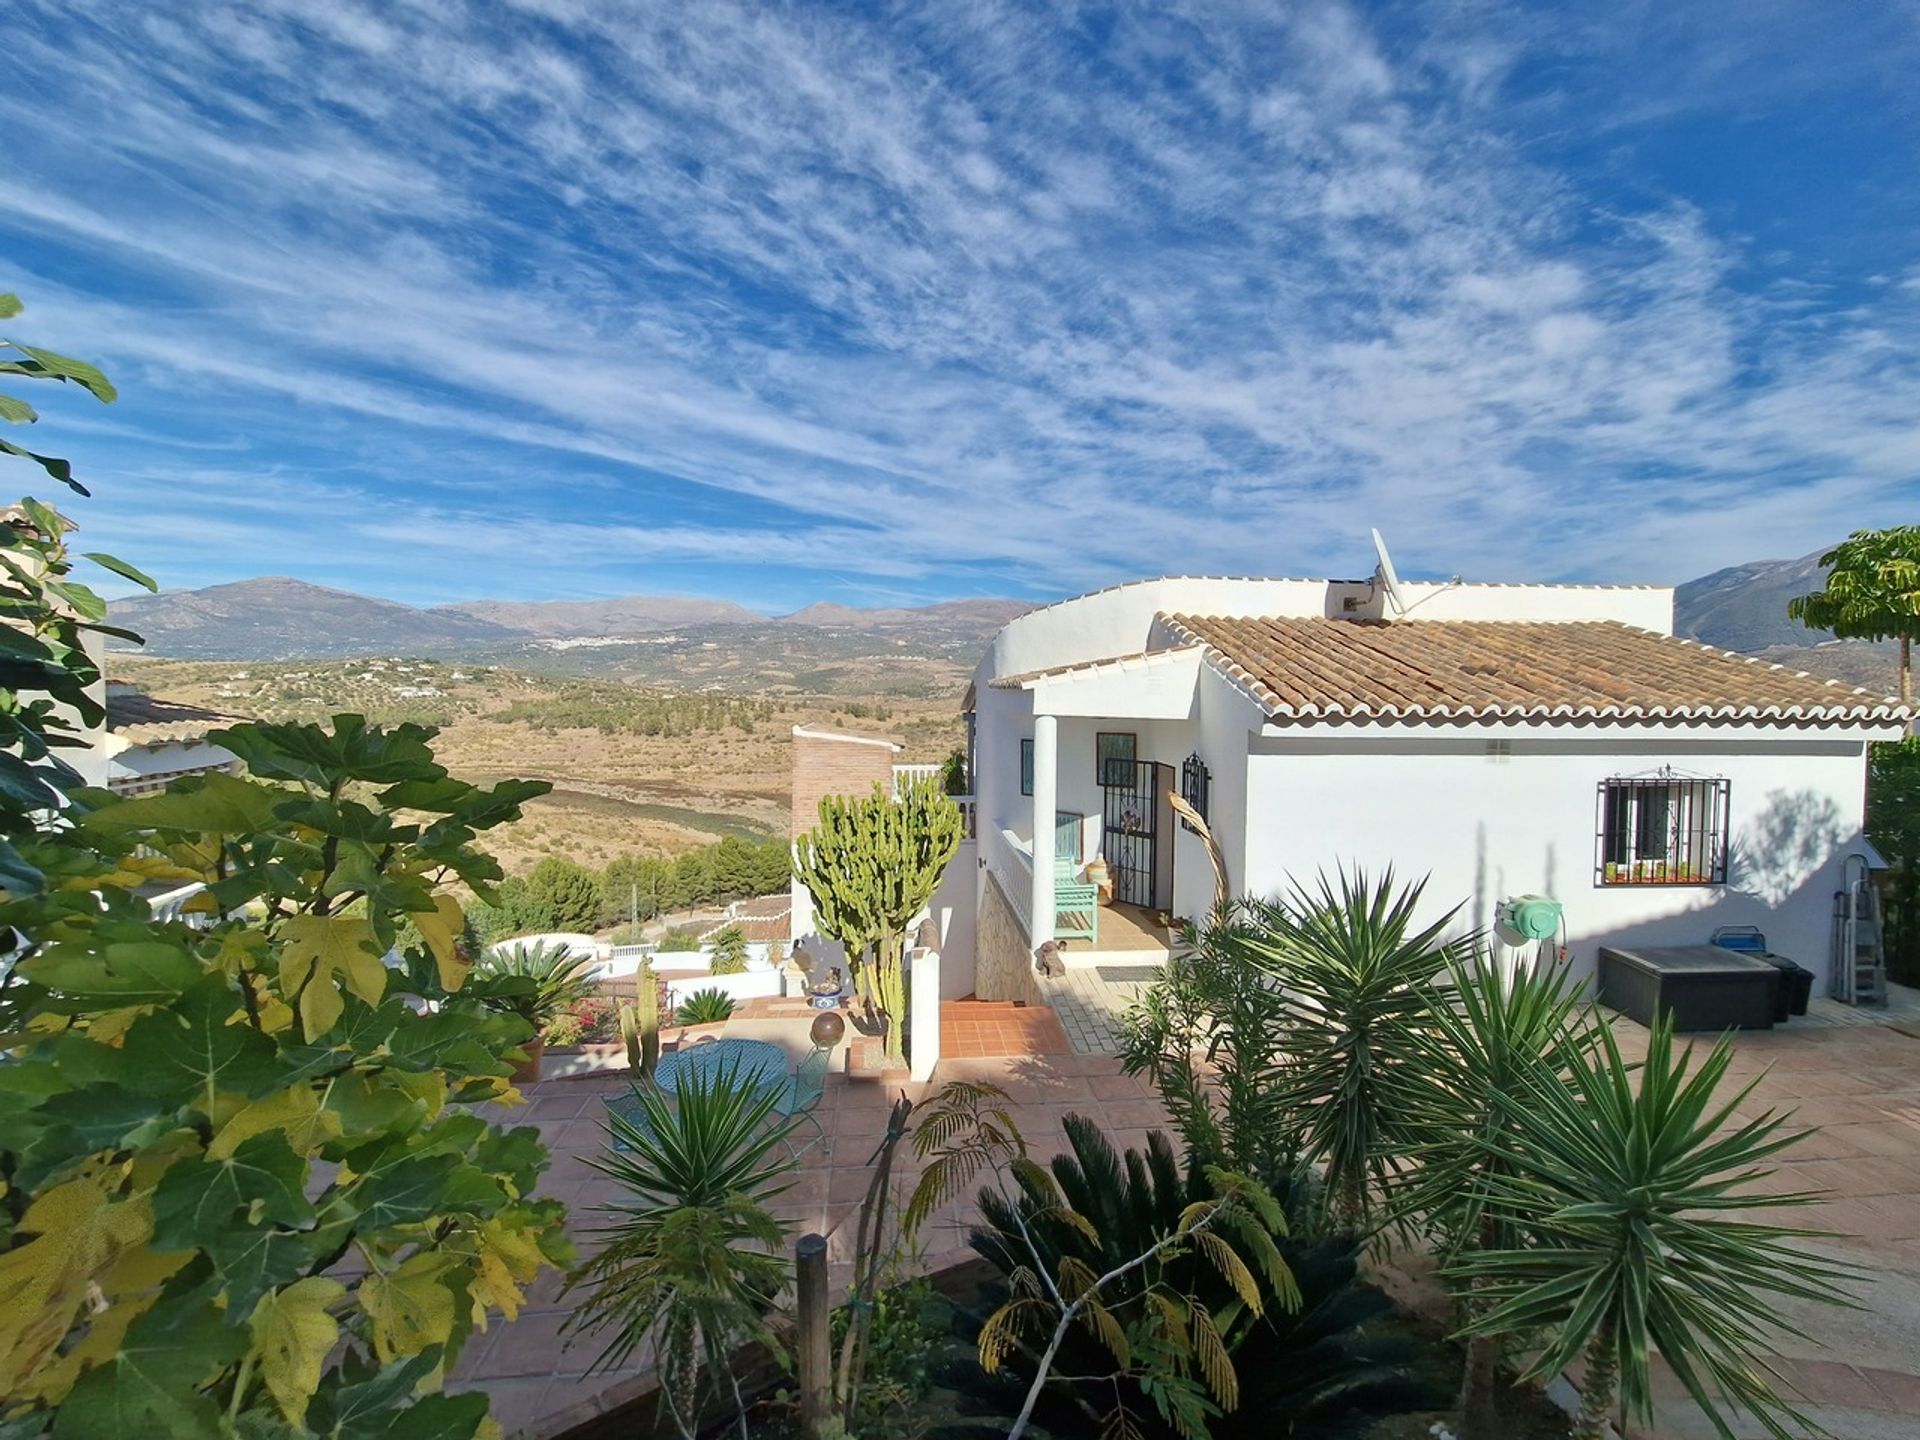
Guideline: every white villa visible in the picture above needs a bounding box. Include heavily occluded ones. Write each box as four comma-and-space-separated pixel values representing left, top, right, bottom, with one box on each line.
792, 560, 1908, 1029
963, 567, 1907, 999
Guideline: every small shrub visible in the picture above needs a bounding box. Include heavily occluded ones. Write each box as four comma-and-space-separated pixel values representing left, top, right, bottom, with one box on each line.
543, 993, 618, 1047
676, 988, 737, 1026
709, 923, 749, 975
659, 927, 703, 952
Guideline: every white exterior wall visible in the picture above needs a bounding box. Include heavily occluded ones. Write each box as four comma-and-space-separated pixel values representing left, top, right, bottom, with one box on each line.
790, 836, 978, 996
976, 574, 1673, 691
1242, 723, 1897, 990
104, 737, 239, 790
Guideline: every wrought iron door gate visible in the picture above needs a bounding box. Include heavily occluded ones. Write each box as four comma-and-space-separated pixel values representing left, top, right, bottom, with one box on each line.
1103, 760, 1173, 910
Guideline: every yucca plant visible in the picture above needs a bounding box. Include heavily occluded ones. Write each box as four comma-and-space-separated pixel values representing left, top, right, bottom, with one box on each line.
1451, 1015, 1858, 1440
472, 937, 600, 1029
570, 1060, 802, 1439
1246, 868, 1468, 1229
1397, 952, 1593, 1438
676, 986, 737, 1026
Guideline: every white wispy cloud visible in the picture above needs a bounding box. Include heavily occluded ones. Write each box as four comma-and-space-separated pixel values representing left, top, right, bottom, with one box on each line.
4, 0, 1917, 607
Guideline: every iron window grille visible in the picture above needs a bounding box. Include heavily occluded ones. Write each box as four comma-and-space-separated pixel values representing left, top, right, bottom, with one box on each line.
1179, 751, 1211, 832
1595, 773, 1730, 887
1096, 731, 1138, 786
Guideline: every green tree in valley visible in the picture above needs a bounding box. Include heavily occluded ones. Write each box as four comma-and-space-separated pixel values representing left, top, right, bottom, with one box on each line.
525, 854, 603, 932
1787, 525, 1920, 704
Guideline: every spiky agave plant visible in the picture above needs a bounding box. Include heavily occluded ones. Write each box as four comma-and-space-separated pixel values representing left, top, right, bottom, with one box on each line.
1451, 1015, 1858, 1440
1245, 868, 1468, 1230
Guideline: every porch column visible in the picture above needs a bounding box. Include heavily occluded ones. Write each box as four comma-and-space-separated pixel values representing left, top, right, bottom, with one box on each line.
1030, 712, 1057, 950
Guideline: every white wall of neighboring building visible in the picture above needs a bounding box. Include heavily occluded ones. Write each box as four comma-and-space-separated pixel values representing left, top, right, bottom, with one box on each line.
1241, 722, 1898, 990
104, 738, 239, 792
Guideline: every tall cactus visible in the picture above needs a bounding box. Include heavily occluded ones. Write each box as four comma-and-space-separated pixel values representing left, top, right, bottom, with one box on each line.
621, 958, 661, 1080
792, 775, 963, 1067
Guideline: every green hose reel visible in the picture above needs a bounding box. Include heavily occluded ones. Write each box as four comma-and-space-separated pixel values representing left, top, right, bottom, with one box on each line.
1499, 894, 1563, 943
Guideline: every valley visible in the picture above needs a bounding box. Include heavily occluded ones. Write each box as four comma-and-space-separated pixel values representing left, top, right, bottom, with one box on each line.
112, 655, 965, 876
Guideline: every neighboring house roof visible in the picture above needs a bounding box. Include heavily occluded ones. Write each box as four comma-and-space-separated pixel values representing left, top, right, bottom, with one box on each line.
1157, 615, 1910, 726
105, 690, 248, 748
728, 893, 794, 920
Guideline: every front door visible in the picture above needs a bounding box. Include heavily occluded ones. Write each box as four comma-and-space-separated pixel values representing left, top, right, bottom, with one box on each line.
1102, 760, 1173, 910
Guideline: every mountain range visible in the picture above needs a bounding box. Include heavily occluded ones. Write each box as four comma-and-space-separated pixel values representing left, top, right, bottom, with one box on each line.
104, 577, 1036, 696
105, 551, 1899, 695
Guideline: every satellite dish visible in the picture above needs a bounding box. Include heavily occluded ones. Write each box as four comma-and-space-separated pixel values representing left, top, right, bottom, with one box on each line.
1371, 528, 1409, 618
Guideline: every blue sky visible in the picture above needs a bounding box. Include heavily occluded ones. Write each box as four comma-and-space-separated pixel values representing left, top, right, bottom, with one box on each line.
4, 1, 1918, 612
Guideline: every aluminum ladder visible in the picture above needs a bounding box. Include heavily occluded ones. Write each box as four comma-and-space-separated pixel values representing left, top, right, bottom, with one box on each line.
1830, 853, 1888, 1006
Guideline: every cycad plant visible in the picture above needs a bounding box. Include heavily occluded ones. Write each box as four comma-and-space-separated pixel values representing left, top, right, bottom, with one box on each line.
1398, 952, 1592, 1438
947, 1115, 1439, 1440
472, 937, 599, 1031
1246, 869, 1468, 1229
1451, 1015, 1857, 1440
570, 1061, 802, 1439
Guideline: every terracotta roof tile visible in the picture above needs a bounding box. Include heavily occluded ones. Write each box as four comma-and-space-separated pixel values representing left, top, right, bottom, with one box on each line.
1159, 614, 1908, 725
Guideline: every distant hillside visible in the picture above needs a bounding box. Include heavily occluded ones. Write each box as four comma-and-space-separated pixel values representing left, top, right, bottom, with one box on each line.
106, 576, 1031, 694
1674, 549, 1836, 653
1674, 547, 1900, 695
109, 578, 518, 660
437, 595, 763, 635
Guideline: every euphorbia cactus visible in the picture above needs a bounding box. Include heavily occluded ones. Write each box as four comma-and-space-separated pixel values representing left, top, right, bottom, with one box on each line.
621, 959, 661, 1079
792, 775, 963, 1067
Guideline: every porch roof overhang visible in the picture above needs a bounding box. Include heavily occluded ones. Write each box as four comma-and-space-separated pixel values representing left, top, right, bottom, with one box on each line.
989, 645, 1203, 719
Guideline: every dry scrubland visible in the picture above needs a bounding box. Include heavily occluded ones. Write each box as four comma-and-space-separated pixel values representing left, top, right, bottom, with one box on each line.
113, 656, 964, 874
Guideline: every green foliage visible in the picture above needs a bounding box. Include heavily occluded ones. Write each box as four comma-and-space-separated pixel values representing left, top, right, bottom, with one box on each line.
1452, 1014, 1856, 1440
940, 746, 969, 795
1242, 869, 1466, 1229
0, 302, 571, 1439
659, 927, 703, 952
793, 776, 962, 1067
571, 1063, 800, 1440
1, 716, 571, 1434
1119, 907, 1297, 1185
0, 293, 118, 495
1786, 524, 1920, 700
472, 939, 599, 1029
957, 1116, 1436, 1439
910, 1085, 1295, 1440
708, 923, 749, 975
623, 961, 662, 1079
675, 988, 736, 1026
487, 683, 773, 738
523, 855, 603, 932
599, 838, 791, 926
1869, 737, 1920, 984
464, 873, 551, 947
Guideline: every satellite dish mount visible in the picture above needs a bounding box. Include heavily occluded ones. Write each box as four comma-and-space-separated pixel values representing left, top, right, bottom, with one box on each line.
1371, 528, 1409, 619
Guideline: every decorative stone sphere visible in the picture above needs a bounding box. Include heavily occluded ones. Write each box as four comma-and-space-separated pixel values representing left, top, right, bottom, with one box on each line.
808, 1010, 846, 1049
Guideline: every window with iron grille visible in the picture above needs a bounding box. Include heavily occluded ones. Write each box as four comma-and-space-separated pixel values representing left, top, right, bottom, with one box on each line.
1020, 738, 1034, 797
1179, 751, 1211, 832
1595, 774, 1729, 886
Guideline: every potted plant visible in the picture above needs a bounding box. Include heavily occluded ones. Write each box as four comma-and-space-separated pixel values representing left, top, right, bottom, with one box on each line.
473, 939, 601, 1081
